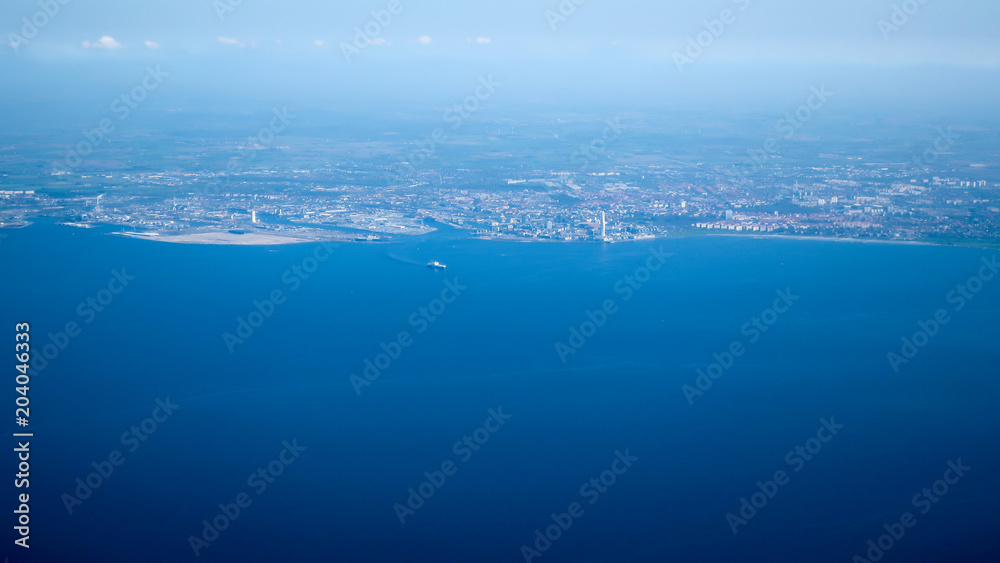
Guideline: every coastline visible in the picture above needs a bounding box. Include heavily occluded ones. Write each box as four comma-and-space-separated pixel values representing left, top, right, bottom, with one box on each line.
475, 232, 974, 248
699, 233, 939, 247
110, 229, 356, 246
91, 223, 1000, 250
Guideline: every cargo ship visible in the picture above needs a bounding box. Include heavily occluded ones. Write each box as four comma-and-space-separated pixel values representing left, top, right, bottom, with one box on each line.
427, 261, 447, 270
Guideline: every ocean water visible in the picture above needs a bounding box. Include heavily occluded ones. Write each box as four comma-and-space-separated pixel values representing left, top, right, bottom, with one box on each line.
2, 220, 999, 562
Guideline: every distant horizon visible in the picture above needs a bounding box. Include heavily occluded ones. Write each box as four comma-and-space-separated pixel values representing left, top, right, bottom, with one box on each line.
3, 63, 999, 114
4, 0, 999, 109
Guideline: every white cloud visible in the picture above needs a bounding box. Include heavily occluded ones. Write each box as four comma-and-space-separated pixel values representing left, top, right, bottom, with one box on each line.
475, 37, 492, 44
314, 40, 325, 47
217, 36, 241, 46
417, 35, 433, 45
370, 37, 389, 46
144, 40, 160, 49
275, 39, 283, 45
82, 36, 122, 49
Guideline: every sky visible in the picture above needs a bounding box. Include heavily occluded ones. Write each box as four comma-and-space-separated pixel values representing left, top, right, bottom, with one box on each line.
1, 0, 999, 109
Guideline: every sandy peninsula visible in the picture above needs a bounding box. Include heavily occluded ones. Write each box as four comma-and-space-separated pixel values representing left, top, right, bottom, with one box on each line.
114, 229, 357, 246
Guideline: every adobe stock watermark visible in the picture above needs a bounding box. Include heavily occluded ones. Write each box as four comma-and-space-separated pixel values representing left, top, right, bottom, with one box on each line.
888, 255, 997, 373
545, 0, 588, 31
519, 449, 638, 562
555, 246, 671, 363
198, 107, 295, 198
907, 126, 959, 172
30, 268, 136, 375
53, 66, 169, 174
879, 0, 933, 41
223, 241, 336, 353
735, 85, 833, 178
188, 439, 306, 557
393, 407, 512, 524
232, 107, 295, 163
61, 397, 179, 515
340, 0, 404, 64
396, 75, 501, 179
851, 459, 970, 562
682, 288, 799, 405
725, 417, 844, 534
673, 0, 751, 72
350, 278, 467, 394
213, 0, 245, 22
7, 0, 72, 54
570, 118, 628, 172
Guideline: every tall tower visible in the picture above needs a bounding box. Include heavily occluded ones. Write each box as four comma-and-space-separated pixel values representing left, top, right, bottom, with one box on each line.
252, 210, 258, 224
600, 211, 607, 238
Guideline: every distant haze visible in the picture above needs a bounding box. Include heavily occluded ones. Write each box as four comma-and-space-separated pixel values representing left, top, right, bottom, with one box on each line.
2, 0, 998, 110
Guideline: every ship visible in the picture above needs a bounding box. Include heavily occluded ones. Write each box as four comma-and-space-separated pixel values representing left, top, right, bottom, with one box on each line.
427, 261, 447, 270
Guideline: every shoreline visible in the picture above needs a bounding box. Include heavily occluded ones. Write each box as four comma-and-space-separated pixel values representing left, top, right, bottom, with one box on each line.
699, 233, 938, 247
110, 229, 356, 246
75, 224, 999, 250
474, 232, 992, 249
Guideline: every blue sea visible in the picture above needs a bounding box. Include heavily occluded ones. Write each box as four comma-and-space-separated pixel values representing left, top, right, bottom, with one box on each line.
2, 220, 999, 562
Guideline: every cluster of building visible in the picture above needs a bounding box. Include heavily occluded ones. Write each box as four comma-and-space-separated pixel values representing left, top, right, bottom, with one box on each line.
1, 161, 997, 244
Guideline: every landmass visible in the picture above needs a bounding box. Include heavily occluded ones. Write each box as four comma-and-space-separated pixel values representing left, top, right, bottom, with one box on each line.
1, 112, 996, 247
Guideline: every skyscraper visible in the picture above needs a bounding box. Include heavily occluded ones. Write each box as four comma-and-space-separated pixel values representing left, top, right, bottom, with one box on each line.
600, 211, 606, 238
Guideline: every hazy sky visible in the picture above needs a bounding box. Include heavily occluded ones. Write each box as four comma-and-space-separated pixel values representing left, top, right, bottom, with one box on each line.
2, 0, 999, 108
